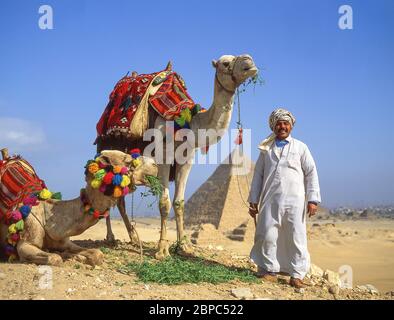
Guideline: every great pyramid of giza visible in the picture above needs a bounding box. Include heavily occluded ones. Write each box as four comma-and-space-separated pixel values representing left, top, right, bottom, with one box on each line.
185, 147, 256, 244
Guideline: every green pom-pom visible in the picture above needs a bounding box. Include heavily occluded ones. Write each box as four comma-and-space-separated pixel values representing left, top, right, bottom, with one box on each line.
15, 219, 24, 231
175, 116, 186, 127
51, 192, 62, 200
192, 104, 201, 115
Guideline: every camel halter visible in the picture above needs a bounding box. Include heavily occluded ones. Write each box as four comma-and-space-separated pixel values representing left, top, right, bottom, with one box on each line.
214, 56, 240, 94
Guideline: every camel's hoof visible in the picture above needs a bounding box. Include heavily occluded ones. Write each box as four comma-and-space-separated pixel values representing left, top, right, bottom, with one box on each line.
85, 249, 104, 266
105, 234, 116, 245
47, 254, 63, 266
177, 241, 194, 257
155, 240, 170, 260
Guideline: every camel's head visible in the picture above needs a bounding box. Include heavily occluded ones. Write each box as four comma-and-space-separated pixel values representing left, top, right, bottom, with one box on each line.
97, 150, 159, 187
212, 54, 258, 93
85, 150, 159, 197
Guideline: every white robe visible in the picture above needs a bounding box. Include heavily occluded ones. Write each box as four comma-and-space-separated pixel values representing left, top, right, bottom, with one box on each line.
248, 135, 321, 279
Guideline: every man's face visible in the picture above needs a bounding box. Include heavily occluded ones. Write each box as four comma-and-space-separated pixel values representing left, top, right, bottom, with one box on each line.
274, 120, 292, 140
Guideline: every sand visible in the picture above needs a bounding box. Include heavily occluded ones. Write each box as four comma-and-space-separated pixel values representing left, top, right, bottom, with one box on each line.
74, 217, 394, 293
1, 217, 393, 300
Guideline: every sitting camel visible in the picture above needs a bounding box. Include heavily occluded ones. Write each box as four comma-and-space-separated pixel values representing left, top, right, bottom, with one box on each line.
0, 149, 158, 266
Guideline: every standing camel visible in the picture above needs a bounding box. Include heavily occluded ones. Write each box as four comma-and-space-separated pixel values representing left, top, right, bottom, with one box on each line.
97, 54, 258, 259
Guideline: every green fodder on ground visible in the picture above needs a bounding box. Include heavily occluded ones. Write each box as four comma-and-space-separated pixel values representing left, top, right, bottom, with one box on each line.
120, 256, 259, 285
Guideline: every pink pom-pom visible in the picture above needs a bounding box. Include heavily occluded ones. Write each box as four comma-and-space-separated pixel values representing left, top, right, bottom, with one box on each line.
98, 161, 107, 169
10, 233, 20, 242
122, 186, 129, 196
23, 195, 38, 206
120, 167, 128, 175
11, 210, 22, 222
99, 184, 107, 193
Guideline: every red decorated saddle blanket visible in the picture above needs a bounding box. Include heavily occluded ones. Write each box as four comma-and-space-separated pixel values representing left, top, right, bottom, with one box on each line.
0, 157, 44, 219
96, 70, 198, 138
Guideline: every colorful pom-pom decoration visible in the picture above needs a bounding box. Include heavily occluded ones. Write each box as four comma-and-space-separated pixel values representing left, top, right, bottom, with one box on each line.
8, 224, 17, 234
19, 205, 31, 219
132, 158, 141, 168
103, 172, 115, 185
120, 167, 129, 175
88, 162, 99, 174
113, 165, 122, 174
15, 219, 24, 231
94, 169, 106, 181
99, 184, 107, 193
112, 174, 122, 186
39, 188, 52, 200
120, 175, 131, 188
11, 210, 22, 222
91, 179, 102, 189
122, 186, 130, 196
113, 186, 123, 198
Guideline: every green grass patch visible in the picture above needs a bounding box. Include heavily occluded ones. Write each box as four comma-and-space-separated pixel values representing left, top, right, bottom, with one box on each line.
122, 256, 258, 285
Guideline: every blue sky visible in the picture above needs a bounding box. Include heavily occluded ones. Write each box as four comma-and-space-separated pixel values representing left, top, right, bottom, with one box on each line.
1, 0, 393, 214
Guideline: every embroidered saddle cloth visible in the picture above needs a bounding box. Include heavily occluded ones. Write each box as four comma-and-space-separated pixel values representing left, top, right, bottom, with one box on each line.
0, 157, 44, 220
96, 70, 197, 139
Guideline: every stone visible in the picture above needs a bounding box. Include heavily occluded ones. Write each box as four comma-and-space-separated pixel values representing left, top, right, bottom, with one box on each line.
365, 284, 379, 295
231, 288, 254, 300
295, 288, 305, 294
309, 264, 324, 278
323, 269, 341, 286
0, 273, 6, 280
329, 285, 340, 295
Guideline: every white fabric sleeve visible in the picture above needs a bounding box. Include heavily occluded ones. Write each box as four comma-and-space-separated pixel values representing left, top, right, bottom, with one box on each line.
248, 152, 265, 204
301, 146, 321, 203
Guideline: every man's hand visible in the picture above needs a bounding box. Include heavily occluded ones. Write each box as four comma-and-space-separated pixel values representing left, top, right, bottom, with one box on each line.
308, 202, 318, 218
249, 203, 259, 218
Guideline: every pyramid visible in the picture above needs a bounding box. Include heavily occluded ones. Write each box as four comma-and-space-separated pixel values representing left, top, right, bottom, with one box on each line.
185, 147, 256, 244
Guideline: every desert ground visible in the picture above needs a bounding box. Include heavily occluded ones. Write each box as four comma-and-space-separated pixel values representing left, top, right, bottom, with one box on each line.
0, 216, 393, 300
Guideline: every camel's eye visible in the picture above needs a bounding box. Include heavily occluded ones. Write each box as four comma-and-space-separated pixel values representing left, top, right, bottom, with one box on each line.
222, 61, 230, 67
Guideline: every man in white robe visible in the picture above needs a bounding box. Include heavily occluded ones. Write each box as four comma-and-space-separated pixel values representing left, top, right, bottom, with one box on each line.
248, 108, 321, 288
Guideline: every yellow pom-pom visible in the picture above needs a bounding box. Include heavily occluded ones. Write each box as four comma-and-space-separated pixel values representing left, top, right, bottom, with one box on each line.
91, 179, 102, 189
120, 175, 131, 187
88, 162, 99, 174
39, 188, 52, 200
113, 186, 122, 198
132, 158, 141, 168
113, 165, 122, 174
8, 224, 17, 234
8, 254, 17, 263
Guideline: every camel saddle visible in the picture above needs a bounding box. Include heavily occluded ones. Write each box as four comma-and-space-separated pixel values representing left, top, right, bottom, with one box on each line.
0, 156, 44, 221
96, 69, 197, 141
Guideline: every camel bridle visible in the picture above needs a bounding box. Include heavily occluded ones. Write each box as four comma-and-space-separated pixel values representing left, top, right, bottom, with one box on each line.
215, 56, 241, 94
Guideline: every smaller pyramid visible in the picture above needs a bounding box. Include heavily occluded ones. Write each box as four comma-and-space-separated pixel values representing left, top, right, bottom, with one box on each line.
185, 147, 256, 244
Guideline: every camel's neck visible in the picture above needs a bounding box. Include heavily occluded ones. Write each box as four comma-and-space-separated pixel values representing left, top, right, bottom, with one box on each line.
191, 75, 235, 147
45, 184, 116, 240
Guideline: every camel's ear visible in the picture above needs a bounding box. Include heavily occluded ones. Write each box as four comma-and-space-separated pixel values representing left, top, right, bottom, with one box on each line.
211, 60, 217, 68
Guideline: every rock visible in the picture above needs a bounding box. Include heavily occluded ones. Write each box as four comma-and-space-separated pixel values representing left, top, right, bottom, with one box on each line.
144, 284, 150, 290
295, 288, 305, 294
356, 284, 379, 294
365, 284, 379, 295
309, 264, 324, 278
323, 269, 341, 286
254, 297, 274, 300
0, 273, 6, 280
216, 246, 224, 251
231, 288, 254, 300
329, 285, 340, 295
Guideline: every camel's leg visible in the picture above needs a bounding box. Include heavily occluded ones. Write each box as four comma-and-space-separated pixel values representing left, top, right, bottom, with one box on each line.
53, 239, 104, 266
173, 160, 194, 256
117, 196, 139, 245
155, 164, 171, 260
17, 240, 63, 266
105, 215, 116, 243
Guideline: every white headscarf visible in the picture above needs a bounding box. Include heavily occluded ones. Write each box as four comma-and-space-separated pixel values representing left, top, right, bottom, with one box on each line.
258, 108, 296, 151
